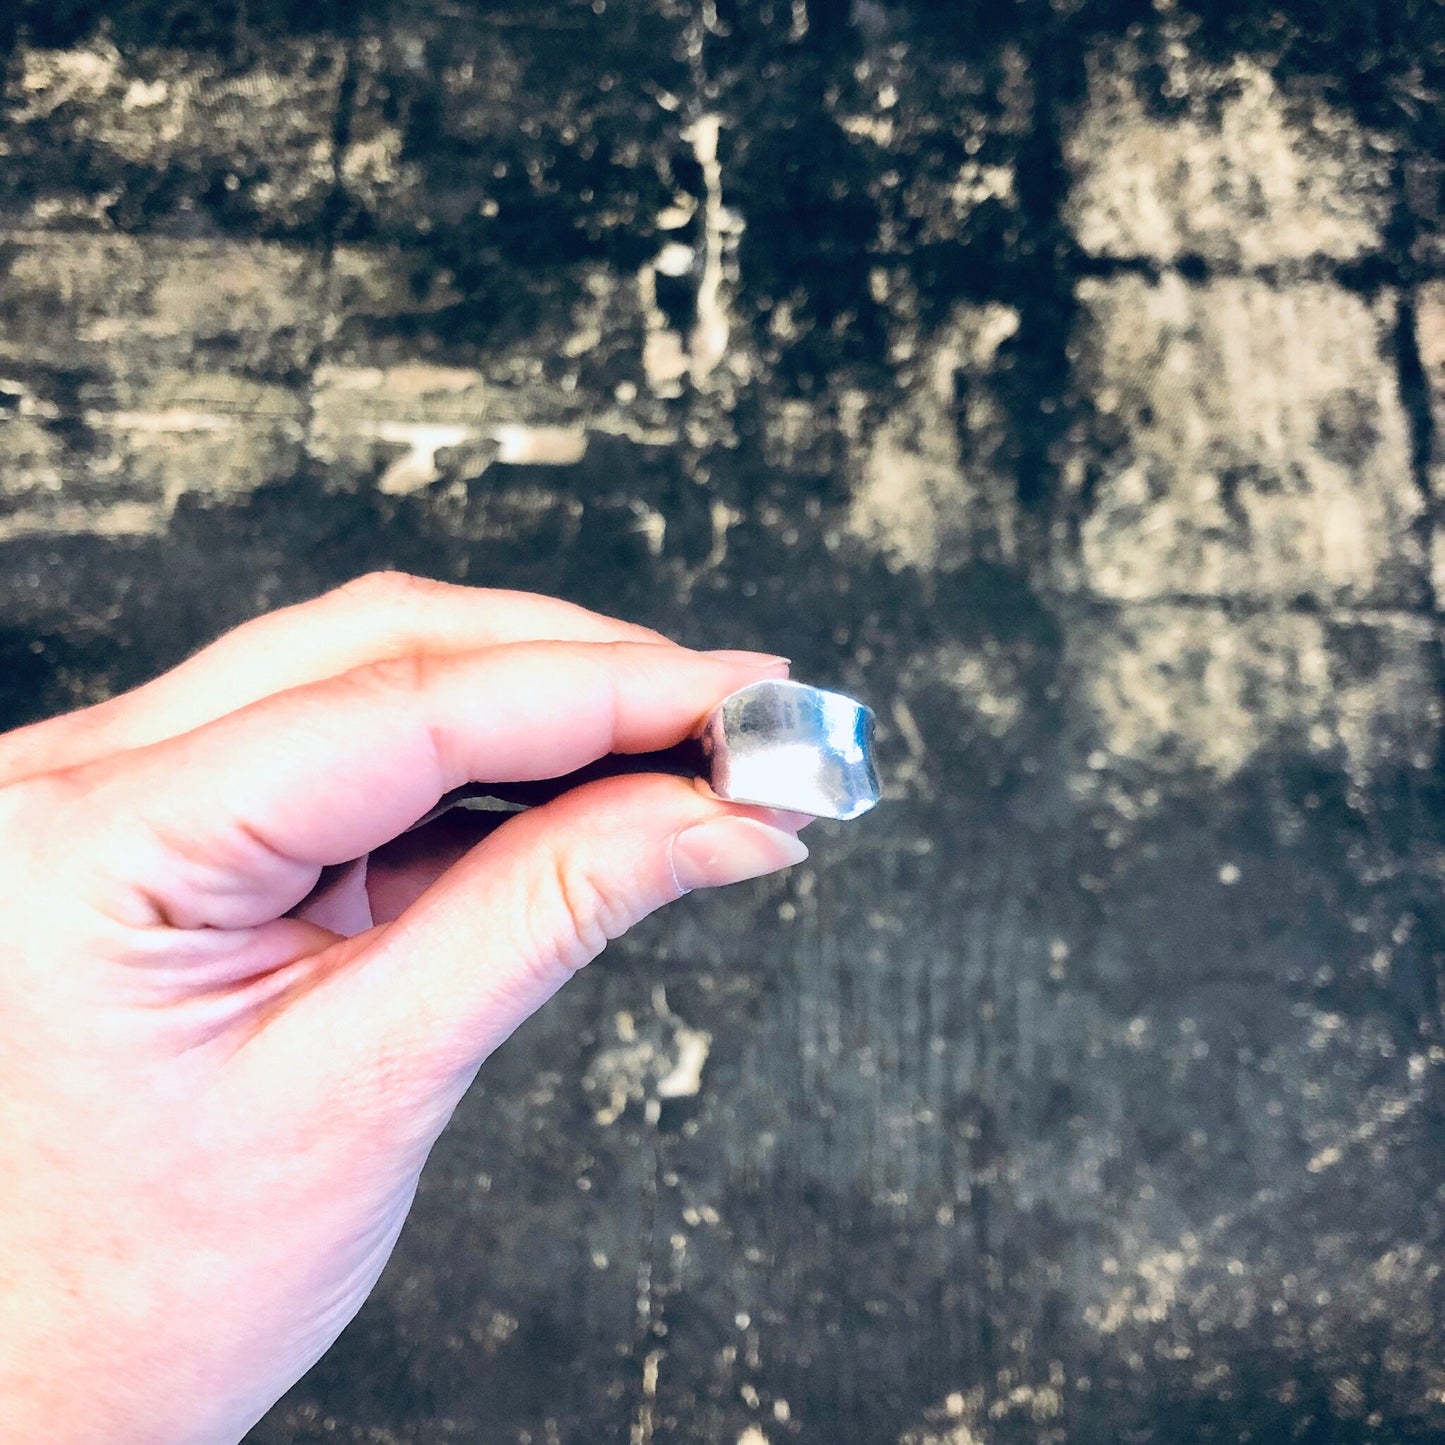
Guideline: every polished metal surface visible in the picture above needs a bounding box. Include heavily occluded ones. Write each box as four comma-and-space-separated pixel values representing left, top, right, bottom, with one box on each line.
700, 680, 880, 821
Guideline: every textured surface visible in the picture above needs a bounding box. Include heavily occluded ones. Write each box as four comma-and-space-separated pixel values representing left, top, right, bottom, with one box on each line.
2, 2, 1445, 1442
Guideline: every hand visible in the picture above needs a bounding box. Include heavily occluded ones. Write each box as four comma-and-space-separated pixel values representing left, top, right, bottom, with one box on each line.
0, 574, 807, 1445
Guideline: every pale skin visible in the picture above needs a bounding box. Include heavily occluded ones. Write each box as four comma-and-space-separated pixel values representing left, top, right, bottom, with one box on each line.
0, 573, 809, 1444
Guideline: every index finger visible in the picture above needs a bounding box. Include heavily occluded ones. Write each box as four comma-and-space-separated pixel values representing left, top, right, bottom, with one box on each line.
0, 574, 678, 786
74, 642, 790, 931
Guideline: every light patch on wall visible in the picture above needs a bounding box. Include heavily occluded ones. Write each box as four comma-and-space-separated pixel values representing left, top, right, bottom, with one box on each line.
0, 500, 164, 542
582, 988, 710, 1127
492, 424, 588, 467
1085, 1240, 1200, 1334
898, 1373, 1069, 1445
311, 363, 594, 491
9, 38, 344, 226
1065, 49, 1392, 266
316, 363, 488, 398
1067, 607, 1441, 783
655, 1027, 711, 1100
371, 422, 474, 493
846, 303, 1019, 572
1417, 283, 1445, 605
13, 42, 122, 118
637, 113, 746, 395
1065, 277, 1421, 608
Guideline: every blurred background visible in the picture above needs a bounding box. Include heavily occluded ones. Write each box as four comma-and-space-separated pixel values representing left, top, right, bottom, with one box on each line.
2, 1, 1444, 1441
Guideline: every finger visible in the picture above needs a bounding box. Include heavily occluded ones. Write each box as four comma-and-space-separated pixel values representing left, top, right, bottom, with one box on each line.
364, 809, 517, 926
0, 573, 679, 786
78, 644, 790, 931
262, 773, 807, 1126
290, 857, 375, 936
362, 800, 812, 927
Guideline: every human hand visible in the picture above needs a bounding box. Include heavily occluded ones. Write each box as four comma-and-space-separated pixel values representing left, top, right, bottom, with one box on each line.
0, 574, 807, 1445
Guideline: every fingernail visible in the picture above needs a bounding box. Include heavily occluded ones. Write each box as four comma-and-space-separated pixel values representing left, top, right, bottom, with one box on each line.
703, 649, 791, 670
669, 817, 809, 894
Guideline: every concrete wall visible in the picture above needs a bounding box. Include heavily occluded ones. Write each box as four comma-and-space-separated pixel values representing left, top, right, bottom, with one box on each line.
2, 3, 1444, 1441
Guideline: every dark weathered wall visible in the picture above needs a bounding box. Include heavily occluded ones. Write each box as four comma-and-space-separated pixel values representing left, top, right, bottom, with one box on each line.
3, 2, 1445, 1441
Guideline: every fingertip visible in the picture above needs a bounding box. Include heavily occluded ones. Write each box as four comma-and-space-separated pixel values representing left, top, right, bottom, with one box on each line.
754, 808, 818, 834
669, 816, 809, 894
265, 772, 807, 1113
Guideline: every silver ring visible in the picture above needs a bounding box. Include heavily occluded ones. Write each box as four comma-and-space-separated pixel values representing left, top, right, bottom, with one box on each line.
700, 680, 880, 821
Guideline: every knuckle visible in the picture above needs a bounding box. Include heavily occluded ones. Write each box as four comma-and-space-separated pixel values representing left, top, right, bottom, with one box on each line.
0, 705, 104, 791
355, 648, 438, 700
0, 725, 49, 791
338, 569, 445, 609
1, 763, 87, 819
340, 650, 454, 786
0, 764, 89, 867
540, 848, 631, 975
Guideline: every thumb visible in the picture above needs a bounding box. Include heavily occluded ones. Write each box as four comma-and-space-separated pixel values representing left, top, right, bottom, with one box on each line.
264, 773, 807, 1119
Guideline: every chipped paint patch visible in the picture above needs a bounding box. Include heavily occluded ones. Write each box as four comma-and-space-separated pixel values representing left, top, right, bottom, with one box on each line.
685, 113, 734, 383
638, 113, 746, 395
310, 365, 600, 490
654, 1028, 711, 1100
583, 988, 712, 1125
13, 41, 123, 116
370, 422, 475, 493
493, 424, 588, 467
630, 1347, 665, 1445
